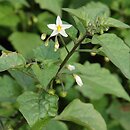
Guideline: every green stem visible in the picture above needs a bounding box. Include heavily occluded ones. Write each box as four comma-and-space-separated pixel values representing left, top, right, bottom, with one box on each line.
46, 34, 87, 88
59, 34, 69, 53
56, 34, 87, 76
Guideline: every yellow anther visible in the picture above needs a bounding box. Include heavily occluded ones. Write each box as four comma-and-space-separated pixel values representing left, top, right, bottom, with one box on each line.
57, 25, 62, 32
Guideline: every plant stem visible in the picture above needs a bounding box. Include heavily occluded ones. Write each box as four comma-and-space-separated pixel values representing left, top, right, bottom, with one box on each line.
59, 34, 69, 53
56, 34, 87, 76
47, 34, 87, 88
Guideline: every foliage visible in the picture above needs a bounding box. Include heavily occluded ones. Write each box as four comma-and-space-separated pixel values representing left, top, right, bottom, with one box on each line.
0, 0, 130, 130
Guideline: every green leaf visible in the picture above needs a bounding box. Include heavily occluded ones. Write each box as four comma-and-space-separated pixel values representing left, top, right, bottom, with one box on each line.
63, 2, 110, 23
31, 63, 58, 89
0, 52, 26, 72
31, 118, 50, 130
0, 2, 19, 27
106, 17, 130, 28
31, 119, 68, 130
9, 32, 43, 59
35, 0, 62, 16
34, 41, 60, 62
37, 12, 55, 34
121, 30, 130, 48
56, 99, 107, 130
107, 100, 130, 130
9, 69, 35, 91
17, 91, 58, 126
5, 0, 29, 8
75, 62, 130, 101
60, 42, 79, 63
42, 120, 68, 130
65, 22, 78, 41
0, 75, 21, 101
73, 16, 86, 36
0, 45, 5, 51
92, 34, 130, 79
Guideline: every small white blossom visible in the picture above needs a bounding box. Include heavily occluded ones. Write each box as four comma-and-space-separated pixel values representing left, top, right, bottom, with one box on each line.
73, 74, 83, 87
67, 64, 75, 71
47, 16, 72, 37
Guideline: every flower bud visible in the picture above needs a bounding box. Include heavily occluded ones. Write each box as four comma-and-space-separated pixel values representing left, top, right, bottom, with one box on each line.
73, 74, 83, 87
41, 33, 46, 40
32, 16, 38, 23
90, 52, 96, 56
48, 89, 55, 95
54, 40, 59, 51
67, 64, 75, 71
45, 40, 49, 46
60, 91, 67, 97
104, 57, 110, 62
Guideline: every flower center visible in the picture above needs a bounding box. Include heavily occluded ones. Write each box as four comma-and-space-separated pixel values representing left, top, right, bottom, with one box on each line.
57, 25, 62, 32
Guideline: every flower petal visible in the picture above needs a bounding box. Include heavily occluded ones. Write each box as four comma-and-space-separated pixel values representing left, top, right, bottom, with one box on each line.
62, 24, 72, 29
56, 16, 62, 25
59, 30, 68, 37
47, 24, 56, 30
50, 30, 58, 37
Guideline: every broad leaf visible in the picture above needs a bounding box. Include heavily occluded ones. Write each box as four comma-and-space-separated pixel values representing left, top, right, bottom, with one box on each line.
63, 2, 129, 30
0, 75, 21, 101
92, 34, 130, 79
17, 91, 58, 126
56, 99, 107, 130
3, 0, 29, 9
34, 41, 60, 62
31, 118, 50, 130
75, 62, 130, 101
65, 22, 78, 41
35, 0, 62, 16
73, 16, 86, 36
31, 119, 68, 130
9, 32, 43, 59
9, 69, 35, 91
42, 120, 68, 130
31, 63, 58, 89
0, 52, 26, 72
106, 17, 130, 28
0, 2, 19, 27
107, 100, 130, 130
63, 2, 110, 23
121, 30, 130, 48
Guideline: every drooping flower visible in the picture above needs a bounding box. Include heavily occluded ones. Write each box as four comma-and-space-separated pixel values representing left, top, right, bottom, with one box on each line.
73, 74, 83, 87
47, 16, 72, 37
67, 64, 75, 71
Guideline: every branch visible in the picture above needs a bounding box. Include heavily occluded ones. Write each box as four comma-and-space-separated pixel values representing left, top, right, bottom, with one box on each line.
56, 34, 87, 76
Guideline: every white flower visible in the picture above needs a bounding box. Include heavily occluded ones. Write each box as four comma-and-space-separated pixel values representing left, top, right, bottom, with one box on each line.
47, 16, 72, 37
73, 74, 83, 87
67, 64, 75, 71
